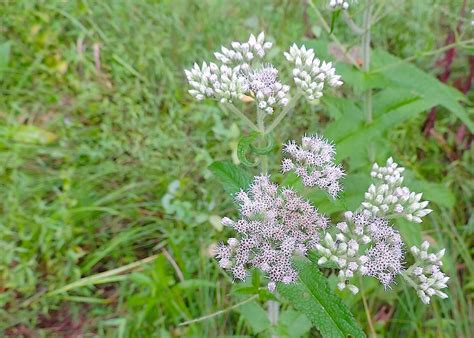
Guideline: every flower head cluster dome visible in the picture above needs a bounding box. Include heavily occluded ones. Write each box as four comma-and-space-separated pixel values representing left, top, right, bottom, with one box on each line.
214, 175, 328, 292
185, 32, 342, 114
362, 158, 432, 222
284, 44, 343, 100
281, 135, 345, 198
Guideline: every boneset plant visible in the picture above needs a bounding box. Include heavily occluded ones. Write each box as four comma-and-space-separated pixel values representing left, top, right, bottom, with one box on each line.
185, 31, 448, 336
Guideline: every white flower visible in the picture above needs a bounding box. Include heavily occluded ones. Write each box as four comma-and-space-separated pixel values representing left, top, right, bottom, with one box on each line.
185, 32, 291, 114
184, 62, 248, 103
329, 0, 357, 10
406, 241, 449, 304
250, 64, 290, 114
361, 158, 432, 222
282, 135, 344, 198
215, 32, 272, 65
215, 175, 328, 291
284, 44, 343, 100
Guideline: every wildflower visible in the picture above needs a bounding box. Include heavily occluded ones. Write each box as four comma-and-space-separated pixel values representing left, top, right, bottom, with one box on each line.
284, 44, 343, 100
316, 213, 404, 291
405, 241, 449, 304
186, 32, 342, 113
329, 0, 357, 10
185, 62, 249, 103
250, 64, 290, 114
214, 175, 328, 291
281, 135, 344, 198
361, 158, 432, 222
185, 32, 289, 114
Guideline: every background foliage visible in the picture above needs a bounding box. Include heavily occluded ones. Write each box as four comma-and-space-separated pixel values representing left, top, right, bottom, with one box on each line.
0, 0, 472, 337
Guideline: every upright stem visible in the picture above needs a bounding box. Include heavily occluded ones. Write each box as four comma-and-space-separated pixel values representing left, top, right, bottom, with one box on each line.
268, 300, 280, 338
257, 109, 268, 172
359, 276, 376, 338
361, 0, 374, 162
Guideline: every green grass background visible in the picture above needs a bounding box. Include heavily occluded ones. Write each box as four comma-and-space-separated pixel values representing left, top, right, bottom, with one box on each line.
0, 0, 472, 337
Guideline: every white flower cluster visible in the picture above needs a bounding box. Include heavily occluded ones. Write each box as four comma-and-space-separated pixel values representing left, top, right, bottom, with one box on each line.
249, 65, 290, 114
284, 44, 343, 101
361, 158, 432, 223
406, 241, 449, 304
214, 32, 272, 67
185, 32, 290, 114
214, 175, 328, 292
281, 135, 344, 198
214, 136, 448, 305
329, 0, 356, 10
316, 213, 403, 292
185, 62, 249, 102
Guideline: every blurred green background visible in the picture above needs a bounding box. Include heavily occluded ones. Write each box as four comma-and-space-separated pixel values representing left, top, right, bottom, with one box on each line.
0, 0, 473, 337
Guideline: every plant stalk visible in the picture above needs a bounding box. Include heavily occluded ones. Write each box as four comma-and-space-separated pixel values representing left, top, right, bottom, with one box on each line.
361, 0, 374, 162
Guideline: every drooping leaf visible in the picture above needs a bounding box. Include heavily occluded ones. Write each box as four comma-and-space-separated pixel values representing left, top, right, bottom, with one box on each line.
279, 258, 366, 338
209, 160, 252, 195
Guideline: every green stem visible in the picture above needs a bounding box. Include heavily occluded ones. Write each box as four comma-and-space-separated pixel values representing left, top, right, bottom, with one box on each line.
222, 102, 260, 132
257, 109, 268, 172
308, 0, 361, 69
265, 91, 303, 135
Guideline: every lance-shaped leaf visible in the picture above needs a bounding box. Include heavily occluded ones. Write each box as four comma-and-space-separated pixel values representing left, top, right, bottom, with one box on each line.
278, 257, 366, 338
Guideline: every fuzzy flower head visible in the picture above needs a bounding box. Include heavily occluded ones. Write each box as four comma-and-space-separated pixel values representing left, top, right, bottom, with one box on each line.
361, 158, 432, 222
214, 175, 328, 291
407, 241, 449, 304
284, 44, 343, 101
316, 213, 404, 291
282, 135, 345, 198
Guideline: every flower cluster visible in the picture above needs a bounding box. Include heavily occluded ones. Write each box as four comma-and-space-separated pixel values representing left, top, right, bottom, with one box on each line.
186, 32, 342, 114
185, 62, 249, 103
361, 158, 432, 223
329, 0, 356, 10
284, 44, 343, 100
249, 64, 290, 114
405, 241, 449, 304
185, 32, 289, 114
281, 135, 344, 198
316, 213, 403, 292
214, 175, 328, 292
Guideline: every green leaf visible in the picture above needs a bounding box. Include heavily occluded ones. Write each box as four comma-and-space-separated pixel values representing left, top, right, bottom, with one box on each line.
372, 49, 473, 132
237, 301, 271, 334
278, 309, 312, 337
237, 132, 259, 167
209, 160, 252, 195
336, 96, 434, 161
279, 258, 366, 338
